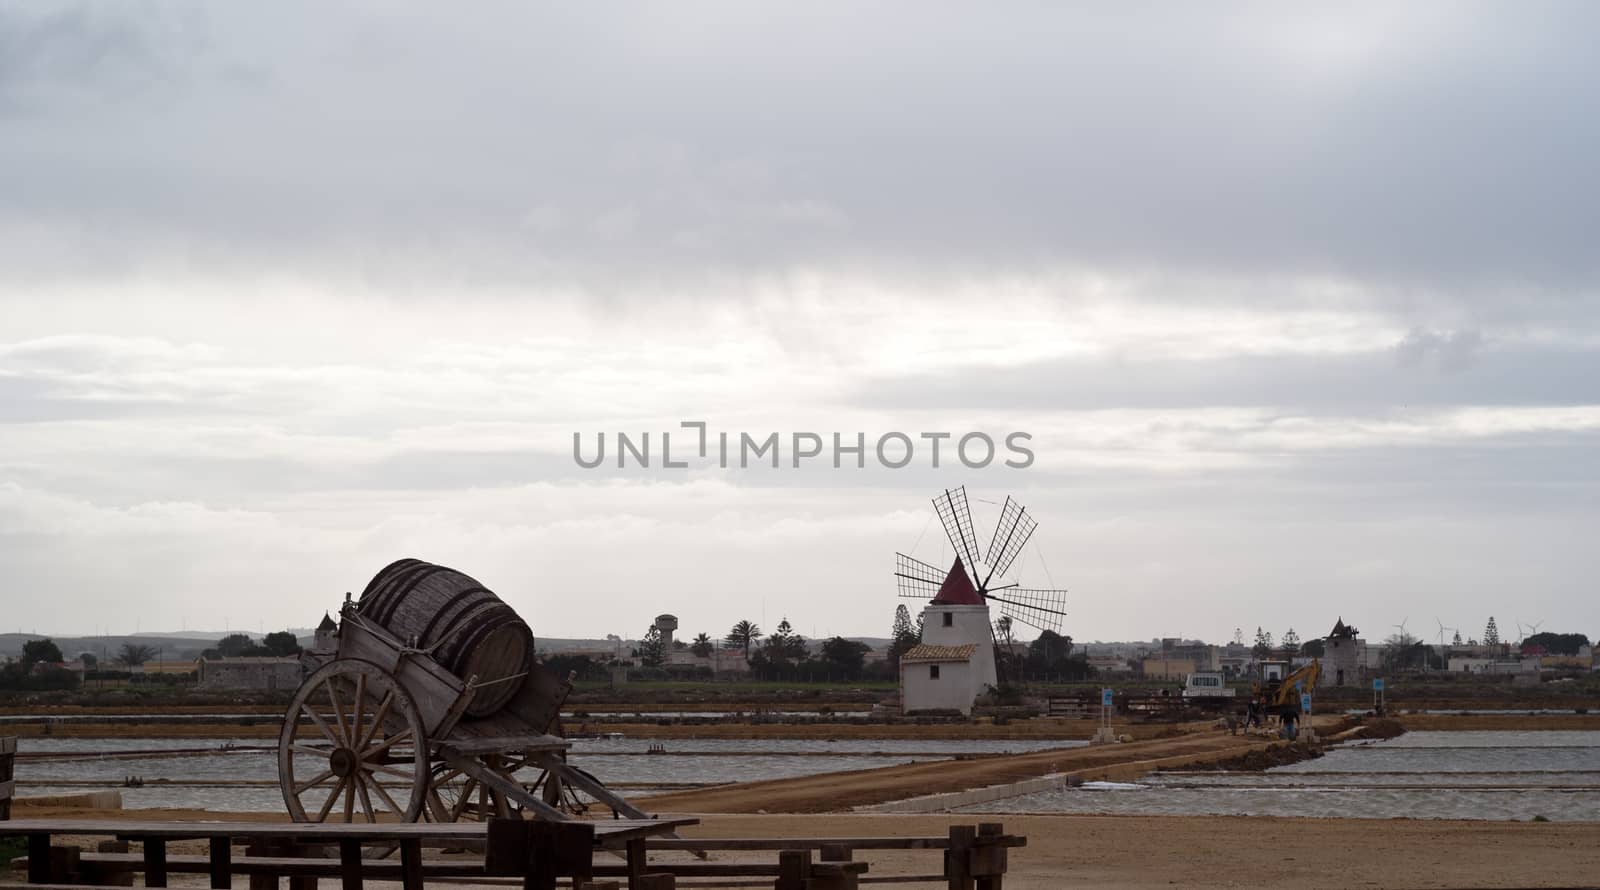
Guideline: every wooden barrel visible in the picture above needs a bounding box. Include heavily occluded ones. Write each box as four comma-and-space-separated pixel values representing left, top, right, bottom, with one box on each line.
357, 558, 532, 718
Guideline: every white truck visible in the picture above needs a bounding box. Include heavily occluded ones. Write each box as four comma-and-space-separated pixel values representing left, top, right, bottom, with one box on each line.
1181, 671, 1236, 704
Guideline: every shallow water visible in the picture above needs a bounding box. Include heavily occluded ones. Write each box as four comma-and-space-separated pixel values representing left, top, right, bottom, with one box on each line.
16, 735, 1083, 813
962, 731, 1600, 822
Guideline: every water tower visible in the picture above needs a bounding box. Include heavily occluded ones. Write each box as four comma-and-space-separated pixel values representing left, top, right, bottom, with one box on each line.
654, 614, 679, 652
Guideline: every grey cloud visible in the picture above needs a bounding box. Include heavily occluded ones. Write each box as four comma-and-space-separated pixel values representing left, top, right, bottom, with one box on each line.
1395, 328, 1485, 371
0, 4, 200, 114
847, 343, 1600, 413
2, 3, 1600, 302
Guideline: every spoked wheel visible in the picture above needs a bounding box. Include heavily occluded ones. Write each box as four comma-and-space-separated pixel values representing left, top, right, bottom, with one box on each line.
279, 659, 429, 823
425, 753, 528, 822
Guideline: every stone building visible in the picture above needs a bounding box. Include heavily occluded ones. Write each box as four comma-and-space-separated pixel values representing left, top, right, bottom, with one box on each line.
198, 656, 303, 691
1320, 617, 1367, 688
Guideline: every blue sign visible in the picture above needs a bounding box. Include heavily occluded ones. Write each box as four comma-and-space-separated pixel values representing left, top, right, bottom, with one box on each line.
1300, 693, 1312, 714
1101, 688, 1114, 707
1373, 678, 1385, 692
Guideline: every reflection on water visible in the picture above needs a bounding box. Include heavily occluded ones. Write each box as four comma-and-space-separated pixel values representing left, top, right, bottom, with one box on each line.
964, 731, 1600, 822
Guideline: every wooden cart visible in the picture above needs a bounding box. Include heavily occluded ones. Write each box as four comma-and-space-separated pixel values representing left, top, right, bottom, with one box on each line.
278, 563, 648, 825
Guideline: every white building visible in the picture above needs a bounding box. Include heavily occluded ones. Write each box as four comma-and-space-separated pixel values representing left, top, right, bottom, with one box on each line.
900, 558, 996, 715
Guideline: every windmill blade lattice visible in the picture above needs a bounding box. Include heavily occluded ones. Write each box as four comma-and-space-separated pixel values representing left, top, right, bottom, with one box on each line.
982, 497, 1037, 588
933, 487, 982, 583
894, 552, 948, 600
985, 588, 1067, 633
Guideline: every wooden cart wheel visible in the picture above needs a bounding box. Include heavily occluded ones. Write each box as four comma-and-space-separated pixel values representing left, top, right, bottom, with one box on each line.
424, 753, 526, 822
279, 659, 429, 823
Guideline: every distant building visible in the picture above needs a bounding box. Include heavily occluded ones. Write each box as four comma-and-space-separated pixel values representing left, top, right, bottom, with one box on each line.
1086, 654, 1131, 676
664, 647, 751, 675
1140, 657, 1196, 681
198, 656, 302, 691
313, 612, 338, 653
1321, 618, 1368, 688
137, 660, 199, 676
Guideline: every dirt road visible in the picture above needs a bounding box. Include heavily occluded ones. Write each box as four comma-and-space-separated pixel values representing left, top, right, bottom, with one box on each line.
639, 725, 1315, 813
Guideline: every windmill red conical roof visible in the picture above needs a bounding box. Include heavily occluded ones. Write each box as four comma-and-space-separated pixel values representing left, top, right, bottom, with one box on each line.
933, 558, 984, 605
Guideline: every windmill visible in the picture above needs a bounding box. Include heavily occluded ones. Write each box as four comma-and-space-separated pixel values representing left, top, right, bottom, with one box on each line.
895, 487, 1068, 689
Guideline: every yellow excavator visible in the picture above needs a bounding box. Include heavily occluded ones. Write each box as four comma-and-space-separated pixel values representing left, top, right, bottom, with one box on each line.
1247, 659, 1320, 738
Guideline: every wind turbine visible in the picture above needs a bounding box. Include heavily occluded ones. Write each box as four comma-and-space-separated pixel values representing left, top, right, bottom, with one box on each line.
1434, 618, 1452, 672
1522, 619, 1546, 651
1392, 617, 1412, 669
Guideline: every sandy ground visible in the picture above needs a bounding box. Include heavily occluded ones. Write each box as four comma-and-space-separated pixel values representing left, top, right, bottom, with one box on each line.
12, 806, 1600, 890
683, 812, 1600, 890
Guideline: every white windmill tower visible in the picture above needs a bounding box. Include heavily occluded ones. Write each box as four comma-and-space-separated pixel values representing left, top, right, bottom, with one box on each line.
894, 487, 1067, 714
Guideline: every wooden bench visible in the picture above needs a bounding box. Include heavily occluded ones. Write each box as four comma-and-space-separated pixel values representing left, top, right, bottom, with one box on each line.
0, 817, 692, 890
3, 818, 1017, 889
644, 823, 1024, 889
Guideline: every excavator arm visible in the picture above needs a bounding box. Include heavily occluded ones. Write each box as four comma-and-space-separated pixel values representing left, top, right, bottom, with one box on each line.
1269, 660, 1320, 708
1249, 659, 1321, 716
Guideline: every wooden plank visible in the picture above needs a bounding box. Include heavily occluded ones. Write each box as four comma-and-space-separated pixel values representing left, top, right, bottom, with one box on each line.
646, 837, 1024, 851
337, 839, 362, 890
143, 838, 168, 888
335, 620, 469, 736
485, 818, 530, 877
530, 755, 652, 820
208, 836, 232, 889
0, 818, 689, 843
36, 852, 492, 879
774, 850, 810, 890
945, 826, 974, 890
444, 753, 569, 822
27, 834, 49, 884
437, 735, 570, 756
625, 838, 646, 886
398, 839, 423, 890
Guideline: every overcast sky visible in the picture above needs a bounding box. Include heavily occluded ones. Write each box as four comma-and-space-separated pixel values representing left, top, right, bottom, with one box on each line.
2, 3, 1597, 646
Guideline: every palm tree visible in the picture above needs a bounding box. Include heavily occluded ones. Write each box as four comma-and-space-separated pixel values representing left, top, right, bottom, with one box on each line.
117, 643, 157, 668
725, 620, 760, 660
691, 632, 714, 658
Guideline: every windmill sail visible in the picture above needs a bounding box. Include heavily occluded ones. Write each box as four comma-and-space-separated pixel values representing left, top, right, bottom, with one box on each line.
985, 588, 1067, 633
933, 487, 982, 584
897, 488, 1068, 633
981, 496, 1037, 589
894, 552, 948, 599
